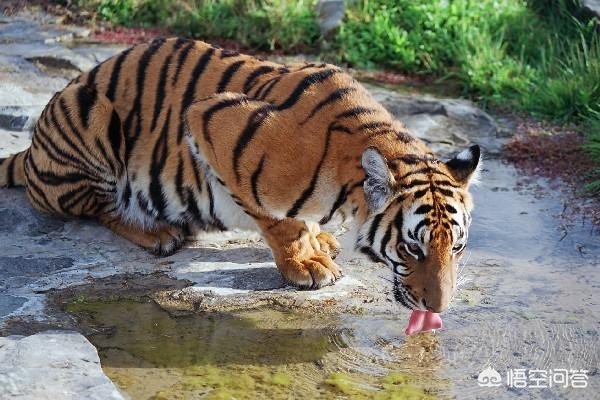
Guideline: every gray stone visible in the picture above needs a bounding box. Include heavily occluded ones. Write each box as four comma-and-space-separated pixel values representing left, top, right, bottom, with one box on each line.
582, 0, 600, 18
0, 257, 74, 280
0, 295, 27, 318
0, 331, 124, 400
0, 208, 65, 237
317, 0, 345, 35
366, 84, 505, 156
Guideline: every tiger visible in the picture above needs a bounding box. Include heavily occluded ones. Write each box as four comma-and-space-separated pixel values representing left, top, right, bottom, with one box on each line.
0, 38, 480, 317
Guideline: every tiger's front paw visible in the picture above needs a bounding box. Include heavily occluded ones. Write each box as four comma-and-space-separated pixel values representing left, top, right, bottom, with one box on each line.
278, 251, 342, 289
316, 231, 341, 259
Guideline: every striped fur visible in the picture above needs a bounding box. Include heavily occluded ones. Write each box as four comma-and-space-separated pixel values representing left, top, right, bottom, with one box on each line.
0, 38, 480, 306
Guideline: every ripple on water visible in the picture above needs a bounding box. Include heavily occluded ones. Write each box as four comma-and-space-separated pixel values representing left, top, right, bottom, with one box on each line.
64, 299, 449, 399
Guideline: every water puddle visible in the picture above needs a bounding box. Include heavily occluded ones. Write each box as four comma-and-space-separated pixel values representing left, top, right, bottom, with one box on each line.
64, 299, 446, 399
59, 159, 600, 399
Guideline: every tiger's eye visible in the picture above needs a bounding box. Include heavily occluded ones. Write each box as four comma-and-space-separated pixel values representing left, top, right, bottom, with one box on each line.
452, 243, 465, 253
405, 242, 420, 253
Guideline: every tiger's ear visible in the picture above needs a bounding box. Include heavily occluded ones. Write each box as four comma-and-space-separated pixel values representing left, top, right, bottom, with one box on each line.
445, 145, 481, 186
362, 147, 394, 212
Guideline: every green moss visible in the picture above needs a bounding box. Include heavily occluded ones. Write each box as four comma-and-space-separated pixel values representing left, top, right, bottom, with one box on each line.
325, 372, 435, 399
269, 372, 293, 386
325, 372, 369, 396
64, 298, 444, 399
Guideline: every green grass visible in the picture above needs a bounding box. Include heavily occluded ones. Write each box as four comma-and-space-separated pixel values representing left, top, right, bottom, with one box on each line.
82, 0, 320, 51
76, 0, 600, 191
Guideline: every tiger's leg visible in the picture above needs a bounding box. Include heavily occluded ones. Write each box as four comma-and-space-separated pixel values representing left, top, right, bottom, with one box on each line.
306, 222, 341, 259
256, 217, 342, 289
97, 213, 185, 256
27, 83, 184, 256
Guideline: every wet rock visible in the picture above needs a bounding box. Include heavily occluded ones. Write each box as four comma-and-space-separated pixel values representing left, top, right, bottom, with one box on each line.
0, 208, 65, 237
0, 256, 74, 278
366, 84, 504, 156
0, 330, 123, 400
0, 295, 27, 319
0, 129, 30, 154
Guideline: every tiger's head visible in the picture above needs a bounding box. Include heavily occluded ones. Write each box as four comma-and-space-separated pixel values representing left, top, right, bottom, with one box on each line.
356, 145, 481, 313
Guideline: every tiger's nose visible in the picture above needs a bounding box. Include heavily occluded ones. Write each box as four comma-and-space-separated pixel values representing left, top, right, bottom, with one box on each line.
422, 289, 451, 313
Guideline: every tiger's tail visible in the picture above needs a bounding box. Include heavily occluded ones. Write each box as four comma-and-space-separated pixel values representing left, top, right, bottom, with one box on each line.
0, 149, 29, 188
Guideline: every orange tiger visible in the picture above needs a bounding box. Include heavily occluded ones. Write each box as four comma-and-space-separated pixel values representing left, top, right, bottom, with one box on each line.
0, 38, 480, 317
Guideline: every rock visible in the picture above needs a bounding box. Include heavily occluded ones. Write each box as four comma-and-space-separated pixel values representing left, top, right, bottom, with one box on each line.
582, 0, 600, 19
0, 295, 27, 319
366, 84, 505, 157
0, 331, 124, 400
0, 257, 74, 292
0, 129, 31, 155
316, 0, 345, 35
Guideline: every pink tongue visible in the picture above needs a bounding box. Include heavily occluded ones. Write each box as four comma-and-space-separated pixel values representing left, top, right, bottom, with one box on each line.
404, 310, 443, 335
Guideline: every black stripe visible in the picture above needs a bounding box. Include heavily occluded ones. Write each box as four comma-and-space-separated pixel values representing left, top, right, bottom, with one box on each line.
359, 121, 391, 131
34, 124, 102, 181
107, 110, 124, 173
253, 76, 280, 99
148, 108, 171, 216
178, 47, 215, 143
122, 181, 132, 209
394, 208, 404, 236
395, 167, 431, 181
232, 104, 276, 182
359, 246, 385, 264
251, 155, 266, 207
380, 223, 393, 259
243, 66, 275, 93
172, 41, 194, 85
256, 77, 281, 100
5, 156, 15, 187
27, 157, 90, 186
54, 100, 105, 174
437, 187, 454, 197
137, 191, 154, 215
335, 106, 376, 119
200, 95, 247, 148
206, 181, 226, 230
217, 60, 245, 92
175, 156, 186, 206
188, 148, 204, 195
396, 131, 414, 143
319, 183, 349, 224
106, 47, 133, 101
413, 188, 428, 199
150, 52, 174, 132
368, 213, 384, 245
415, 204, 433, 214
185, 188, 202, 222
59, 185, 93, 213
434, 179, 461, 188
414, 218, 430, 236
278, 69, 338, 110
25, 171, 54, 212
445, 204, 457, 213
94, 138, 118, 178
76, 85, 96, 129
123, 39, 166, 153
87, 64, 100, 87
301, 87, 355, 125
285, 121, 352, 217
